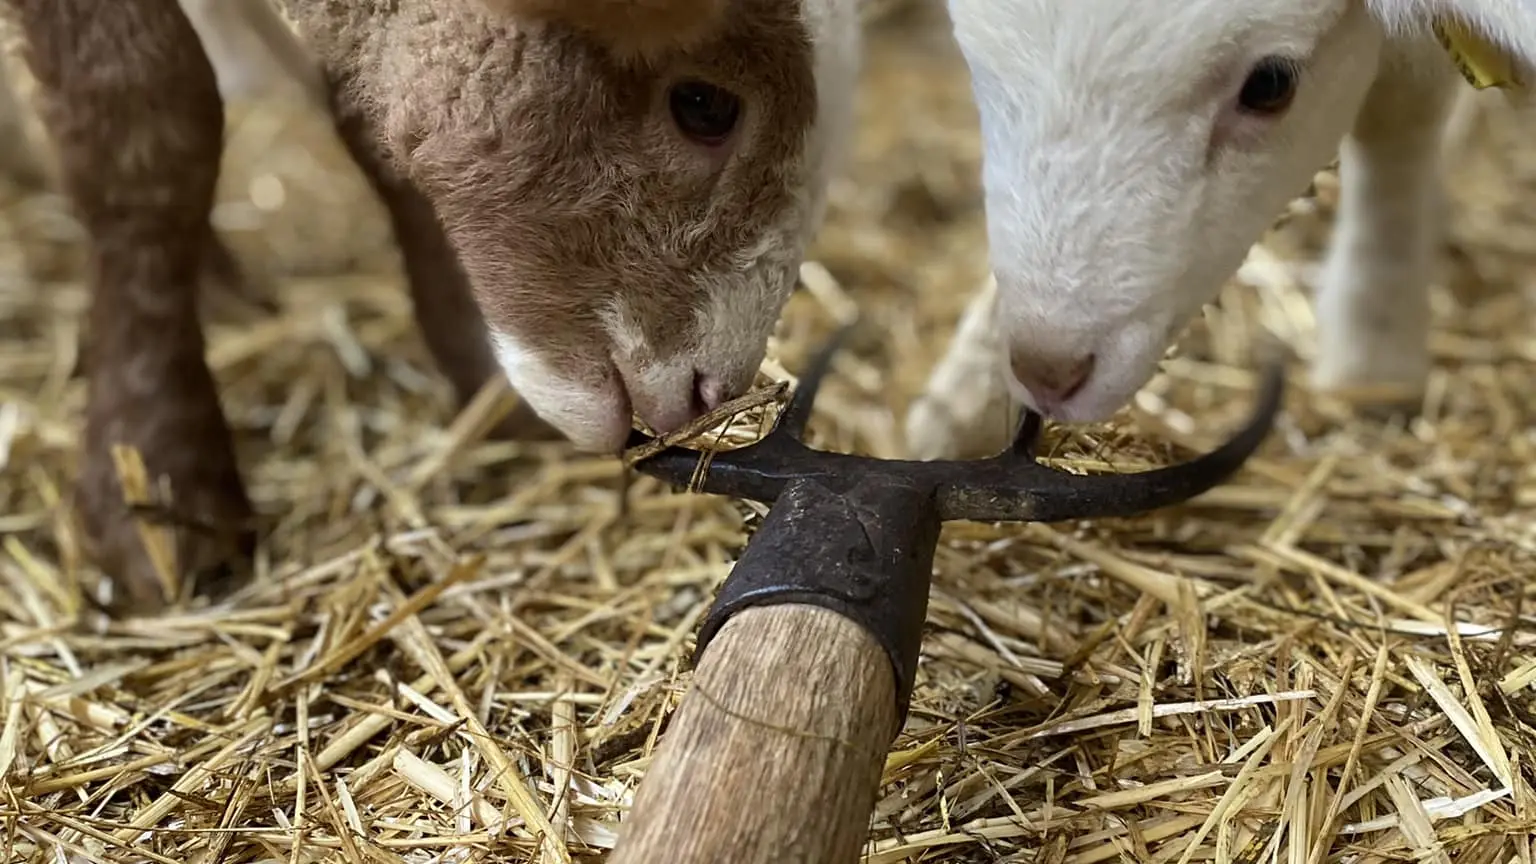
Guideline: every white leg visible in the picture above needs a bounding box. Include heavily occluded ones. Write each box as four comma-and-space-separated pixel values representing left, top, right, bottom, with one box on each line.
903, 276, 1025, 460
1310, 49, 1462, 410
176, 0, 327, 107
1438, 83, 1484, 156
0, 58, 46, 188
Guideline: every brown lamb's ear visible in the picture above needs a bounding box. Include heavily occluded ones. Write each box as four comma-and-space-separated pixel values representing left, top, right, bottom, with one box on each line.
484, 0, 731, 62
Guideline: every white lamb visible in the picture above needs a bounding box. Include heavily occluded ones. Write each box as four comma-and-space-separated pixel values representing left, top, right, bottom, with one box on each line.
906, 0, 1536, 460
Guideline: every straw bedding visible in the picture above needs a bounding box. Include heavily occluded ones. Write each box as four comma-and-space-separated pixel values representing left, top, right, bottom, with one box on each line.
4, 1, 1536, 861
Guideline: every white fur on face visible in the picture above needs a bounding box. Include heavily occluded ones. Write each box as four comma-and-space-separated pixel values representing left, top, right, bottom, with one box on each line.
600, 209, 806, 434
948, 0, 1387, 421
489, 329, 634, 452
1365, 0, 1536, 65
600, 297, 710, 436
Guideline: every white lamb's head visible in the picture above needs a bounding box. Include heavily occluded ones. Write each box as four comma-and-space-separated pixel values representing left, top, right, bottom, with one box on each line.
947, 0, 1388, 421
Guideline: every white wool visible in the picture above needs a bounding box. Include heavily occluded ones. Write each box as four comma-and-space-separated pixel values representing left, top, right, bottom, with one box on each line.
1368, 0, 1536, 64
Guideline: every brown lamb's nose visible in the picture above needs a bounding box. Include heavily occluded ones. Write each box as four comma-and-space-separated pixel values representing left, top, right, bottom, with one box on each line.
1009, 347, 1096, 409
694, 372, 729, 414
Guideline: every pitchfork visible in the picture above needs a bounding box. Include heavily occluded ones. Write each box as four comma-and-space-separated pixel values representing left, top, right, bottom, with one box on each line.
608, 324, 1285, 864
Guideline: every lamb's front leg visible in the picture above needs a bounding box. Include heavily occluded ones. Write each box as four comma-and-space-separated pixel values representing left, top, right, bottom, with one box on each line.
9, 0, 255, 614
1310, 54, 1462, 414
903, 276, 1025, 460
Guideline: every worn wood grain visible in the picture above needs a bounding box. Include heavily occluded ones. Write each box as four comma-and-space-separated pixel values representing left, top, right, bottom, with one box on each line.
611, 603, 901, 864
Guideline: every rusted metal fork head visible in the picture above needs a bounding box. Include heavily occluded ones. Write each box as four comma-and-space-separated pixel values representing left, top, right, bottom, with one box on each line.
625, 323, 1284, 524
605, 327, 1285, 864
623, 323, 1286, 719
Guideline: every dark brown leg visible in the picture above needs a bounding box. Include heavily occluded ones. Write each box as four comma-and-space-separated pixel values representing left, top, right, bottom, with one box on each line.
9, 0, 255, 614
329, 112, 558, 441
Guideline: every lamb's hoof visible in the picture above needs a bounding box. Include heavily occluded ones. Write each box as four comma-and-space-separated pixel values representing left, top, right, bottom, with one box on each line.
77, 376, 259, 617
78, 477, 257, 618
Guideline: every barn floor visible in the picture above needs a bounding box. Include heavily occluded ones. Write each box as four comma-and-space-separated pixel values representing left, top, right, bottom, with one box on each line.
5, 2, 1536, 862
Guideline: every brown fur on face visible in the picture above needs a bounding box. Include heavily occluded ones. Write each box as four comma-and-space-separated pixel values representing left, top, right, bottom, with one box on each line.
285, 0, 822, 450
483, 0, 730, 61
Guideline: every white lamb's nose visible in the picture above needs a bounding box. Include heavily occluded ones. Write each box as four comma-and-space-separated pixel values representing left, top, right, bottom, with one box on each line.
1008, 345, 1096, 413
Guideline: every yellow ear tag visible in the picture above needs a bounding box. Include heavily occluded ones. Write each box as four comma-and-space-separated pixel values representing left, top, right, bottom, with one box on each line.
1433, 16, 1523, 90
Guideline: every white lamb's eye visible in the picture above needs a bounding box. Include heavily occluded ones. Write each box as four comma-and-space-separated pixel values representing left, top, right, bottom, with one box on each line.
1238, 56, 1300, 114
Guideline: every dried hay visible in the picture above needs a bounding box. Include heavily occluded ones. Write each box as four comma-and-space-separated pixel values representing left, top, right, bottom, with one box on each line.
4, 1, 1536, 861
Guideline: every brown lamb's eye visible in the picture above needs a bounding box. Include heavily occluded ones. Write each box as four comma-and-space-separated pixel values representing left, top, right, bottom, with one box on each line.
668, 80, 742, 145
1238, 56, 1300, 115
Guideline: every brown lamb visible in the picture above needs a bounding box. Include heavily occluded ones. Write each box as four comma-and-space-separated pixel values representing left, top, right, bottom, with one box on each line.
0, 0, 860, 615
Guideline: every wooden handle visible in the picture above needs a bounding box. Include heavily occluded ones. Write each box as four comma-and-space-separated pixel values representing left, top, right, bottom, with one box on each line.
610, 603, 900, 864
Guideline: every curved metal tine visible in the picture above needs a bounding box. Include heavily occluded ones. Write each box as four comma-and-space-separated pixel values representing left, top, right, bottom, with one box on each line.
945, 360, 1286, 523
622, 402, 803, 491
1009, 408, 1044, 459
767, 321, 859, 443
623, 429, 712, 488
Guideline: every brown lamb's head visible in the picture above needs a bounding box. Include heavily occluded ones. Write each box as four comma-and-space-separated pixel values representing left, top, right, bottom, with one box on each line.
380, 0, 860, 452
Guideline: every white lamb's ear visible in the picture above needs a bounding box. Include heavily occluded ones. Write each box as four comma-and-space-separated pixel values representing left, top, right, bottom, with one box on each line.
481, 0, 731, 61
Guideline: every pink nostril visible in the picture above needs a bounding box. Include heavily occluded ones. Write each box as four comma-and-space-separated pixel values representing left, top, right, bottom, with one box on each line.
1008, 349, 1096, 407
695, 373, 729, 413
